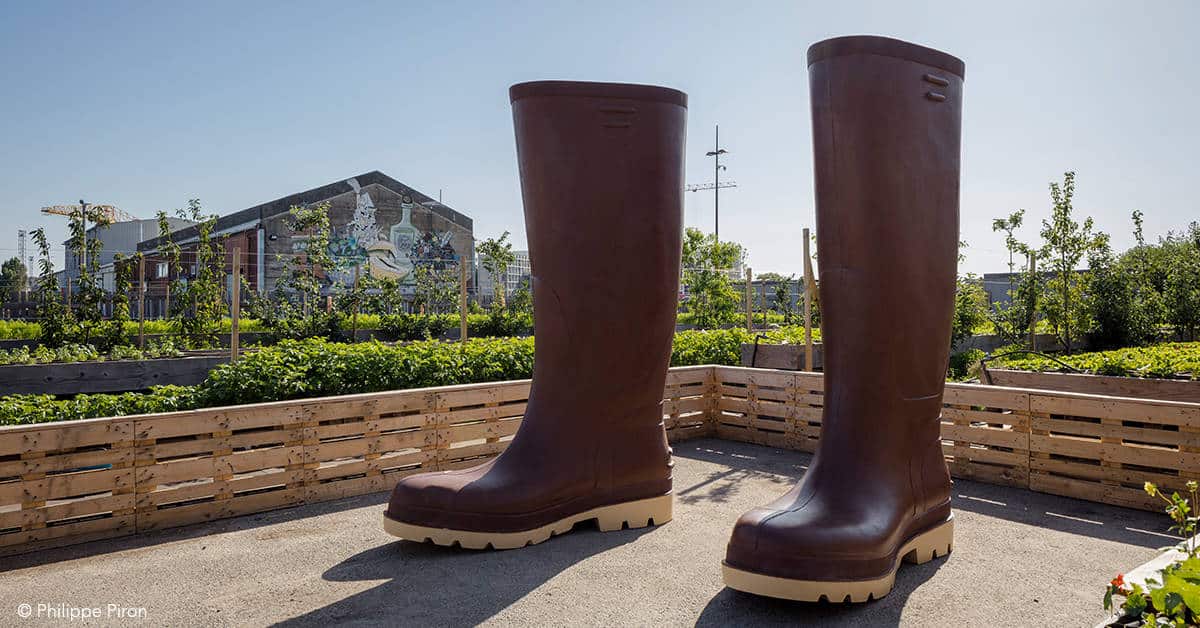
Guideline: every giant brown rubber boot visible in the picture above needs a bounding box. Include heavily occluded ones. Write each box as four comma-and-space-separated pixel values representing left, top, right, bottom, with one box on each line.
383, 81, 686, 549
721, 36, 964, 602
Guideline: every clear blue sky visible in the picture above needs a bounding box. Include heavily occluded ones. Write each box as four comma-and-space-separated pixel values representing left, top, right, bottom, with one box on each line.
2, 0, 1196, 276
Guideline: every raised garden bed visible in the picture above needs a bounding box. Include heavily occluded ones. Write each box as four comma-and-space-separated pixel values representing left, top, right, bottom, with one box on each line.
0, 354, 231, 395
3, 364, 1197, 558
739, 342, 823, 370
984, 367, 1200, 403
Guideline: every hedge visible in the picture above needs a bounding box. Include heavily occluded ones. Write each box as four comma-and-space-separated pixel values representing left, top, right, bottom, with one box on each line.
0, 326, 823, 426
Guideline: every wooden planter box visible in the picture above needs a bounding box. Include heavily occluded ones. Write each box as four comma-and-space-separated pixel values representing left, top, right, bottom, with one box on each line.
739, 342, 823, 370
3, 364, 1199, 558
983, 368, 1200, 403
0, 355, 230, 396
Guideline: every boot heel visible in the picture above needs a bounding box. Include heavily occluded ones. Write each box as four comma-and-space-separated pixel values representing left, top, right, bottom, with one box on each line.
902, 515, 954, 565
596, 495, 673, 532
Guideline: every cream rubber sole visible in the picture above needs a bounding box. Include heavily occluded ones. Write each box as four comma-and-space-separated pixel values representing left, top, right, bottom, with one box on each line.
382, 494, 672, 550
722, 515, 954, 603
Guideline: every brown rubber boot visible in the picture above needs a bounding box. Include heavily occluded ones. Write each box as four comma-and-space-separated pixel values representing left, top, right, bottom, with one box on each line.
383, 81, 687, 549
721, 36, 964, 602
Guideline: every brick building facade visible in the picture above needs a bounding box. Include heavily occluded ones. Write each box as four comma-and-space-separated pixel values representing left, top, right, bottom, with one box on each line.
133, 171, 473, 316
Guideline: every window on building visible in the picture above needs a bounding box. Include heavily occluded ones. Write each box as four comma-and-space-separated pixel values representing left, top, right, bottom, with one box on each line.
156, 262, 168, 278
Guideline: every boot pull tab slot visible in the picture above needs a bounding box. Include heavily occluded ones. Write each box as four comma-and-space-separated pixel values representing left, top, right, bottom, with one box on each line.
925, 92, 947, 102
922, 73, 950, 87
599, 105, 637, 128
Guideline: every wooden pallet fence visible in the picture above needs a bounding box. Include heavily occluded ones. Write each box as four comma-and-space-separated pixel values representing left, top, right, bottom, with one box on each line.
984, 368, 1200, 404
6, 366, 1198, 558
0, 419, 135, 557
662, 367, 714, 442
940, 383, 1031, 488
710, 367, 1033, 489
0, 369, 717, 557
1028, 392, 1200, 511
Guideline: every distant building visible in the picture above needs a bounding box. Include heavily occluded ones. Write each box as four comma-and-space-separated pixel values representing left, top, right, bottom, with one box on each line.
477, 250, 531, 302
133, 171, 474, 317
63, 217, 196, 288
982, 270, 1087, 307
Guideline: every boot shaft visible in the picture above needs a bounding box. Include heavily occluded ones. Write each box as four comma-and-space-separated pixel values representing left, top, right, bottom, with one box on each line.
808, 37, 963, 451
510, 81, 686, 430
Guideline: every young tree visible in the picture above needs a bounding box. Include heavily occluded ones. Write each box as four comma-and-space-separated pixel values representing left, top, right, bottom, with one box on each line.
680, 228, 745, 329
280, 201, 334, 311
509, 277, 533, 315
251, 201, 345, 341
988, 209, 1041, 345
411, 265, 458, 314
68, 205, 113, 346
0, 257, 27, 299
1162, 222, 1200, 341
771, 275, 795, 325
30, 228, 73, 347
1038, 172, 1105, 353
477, 232, 515, 309
1122, 210, 1167, 336
1086, 211, 1162, 348
94, 252, 137, 352
174, 200, 225, 348
952, 275, 990, 348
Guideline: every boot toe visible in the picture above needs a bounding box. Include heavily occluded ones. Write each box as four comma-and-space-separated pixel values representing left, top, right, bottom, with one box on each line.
725, 504, 897, 581
385, 469, 477, 526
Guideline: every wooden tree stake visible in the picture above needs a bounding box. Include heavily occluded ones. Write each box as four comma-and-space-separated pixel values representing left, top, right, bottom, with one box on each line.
352, 264, 360, 341
231, 248, 241, 364
1028, 251, 1037, 352
803, 228, 814, 371
460, 262, 468, 342
138, 256, 146, 350
745, 267, 753, 332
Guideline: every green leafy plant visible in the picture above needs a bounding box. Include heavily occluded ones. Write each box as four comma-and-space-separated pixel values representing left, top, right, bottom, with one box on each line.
996, 342, 1200, 380
0, 326, 828, 425
1103, 482, 1200, 626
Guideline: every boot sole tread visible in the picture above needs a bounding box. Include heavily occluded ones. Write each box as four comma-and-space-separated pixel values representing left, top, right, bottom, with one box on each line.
382, 494, 672, 550
722, 514, 954, 603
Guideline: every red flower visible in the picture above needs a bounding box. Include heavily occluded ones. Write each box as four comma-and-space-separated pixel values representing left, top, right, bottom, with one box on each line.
1111, 574, 1125, 589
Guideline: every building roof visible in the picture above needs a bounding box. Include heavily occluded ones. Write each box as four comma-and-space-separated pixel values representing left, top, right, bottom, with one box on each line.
137, 171, 472, 251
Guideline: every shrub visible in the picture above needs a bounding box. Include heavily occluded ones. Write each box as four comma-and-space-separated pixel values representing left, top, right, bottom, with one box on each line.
469, 310, 533, 338
378, 314, 456, 341
948, 349, 985, 381
0, 386, 201, 426
671, 326, 822, 367
199, 337, 536, 407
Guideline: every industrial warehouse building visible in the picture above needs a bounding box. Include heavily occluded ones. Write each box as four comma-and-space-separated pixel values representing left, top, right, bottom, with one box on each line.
128, 171, 475, 316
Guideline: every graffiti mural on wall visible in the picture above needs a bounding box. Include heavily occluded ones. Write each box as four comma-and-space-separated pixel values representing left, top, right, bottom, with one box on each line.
326, 178, 460, 286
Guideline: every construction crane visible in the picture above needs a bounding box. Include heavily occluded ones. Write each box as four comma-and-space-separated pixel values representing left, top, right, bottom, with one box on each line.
39, 201, 136, 289
41, 203, 136, 224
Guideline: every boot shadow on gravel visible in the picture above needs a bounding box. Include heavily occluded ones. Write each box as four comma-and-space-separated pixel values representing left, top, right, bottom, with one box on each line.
696, 556, 949, 627
672, 442, 806, 506
274, 521, 657, 627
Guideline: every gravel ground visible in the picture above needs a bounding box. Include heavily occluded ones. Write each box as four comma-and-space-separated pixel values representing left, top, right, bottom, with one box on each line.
0, 438, 1171, 627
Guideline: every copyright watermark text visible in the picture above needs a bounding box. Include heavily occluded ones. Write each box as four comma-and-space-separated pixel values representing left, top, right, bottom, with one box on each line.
15, 603, 147, 621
